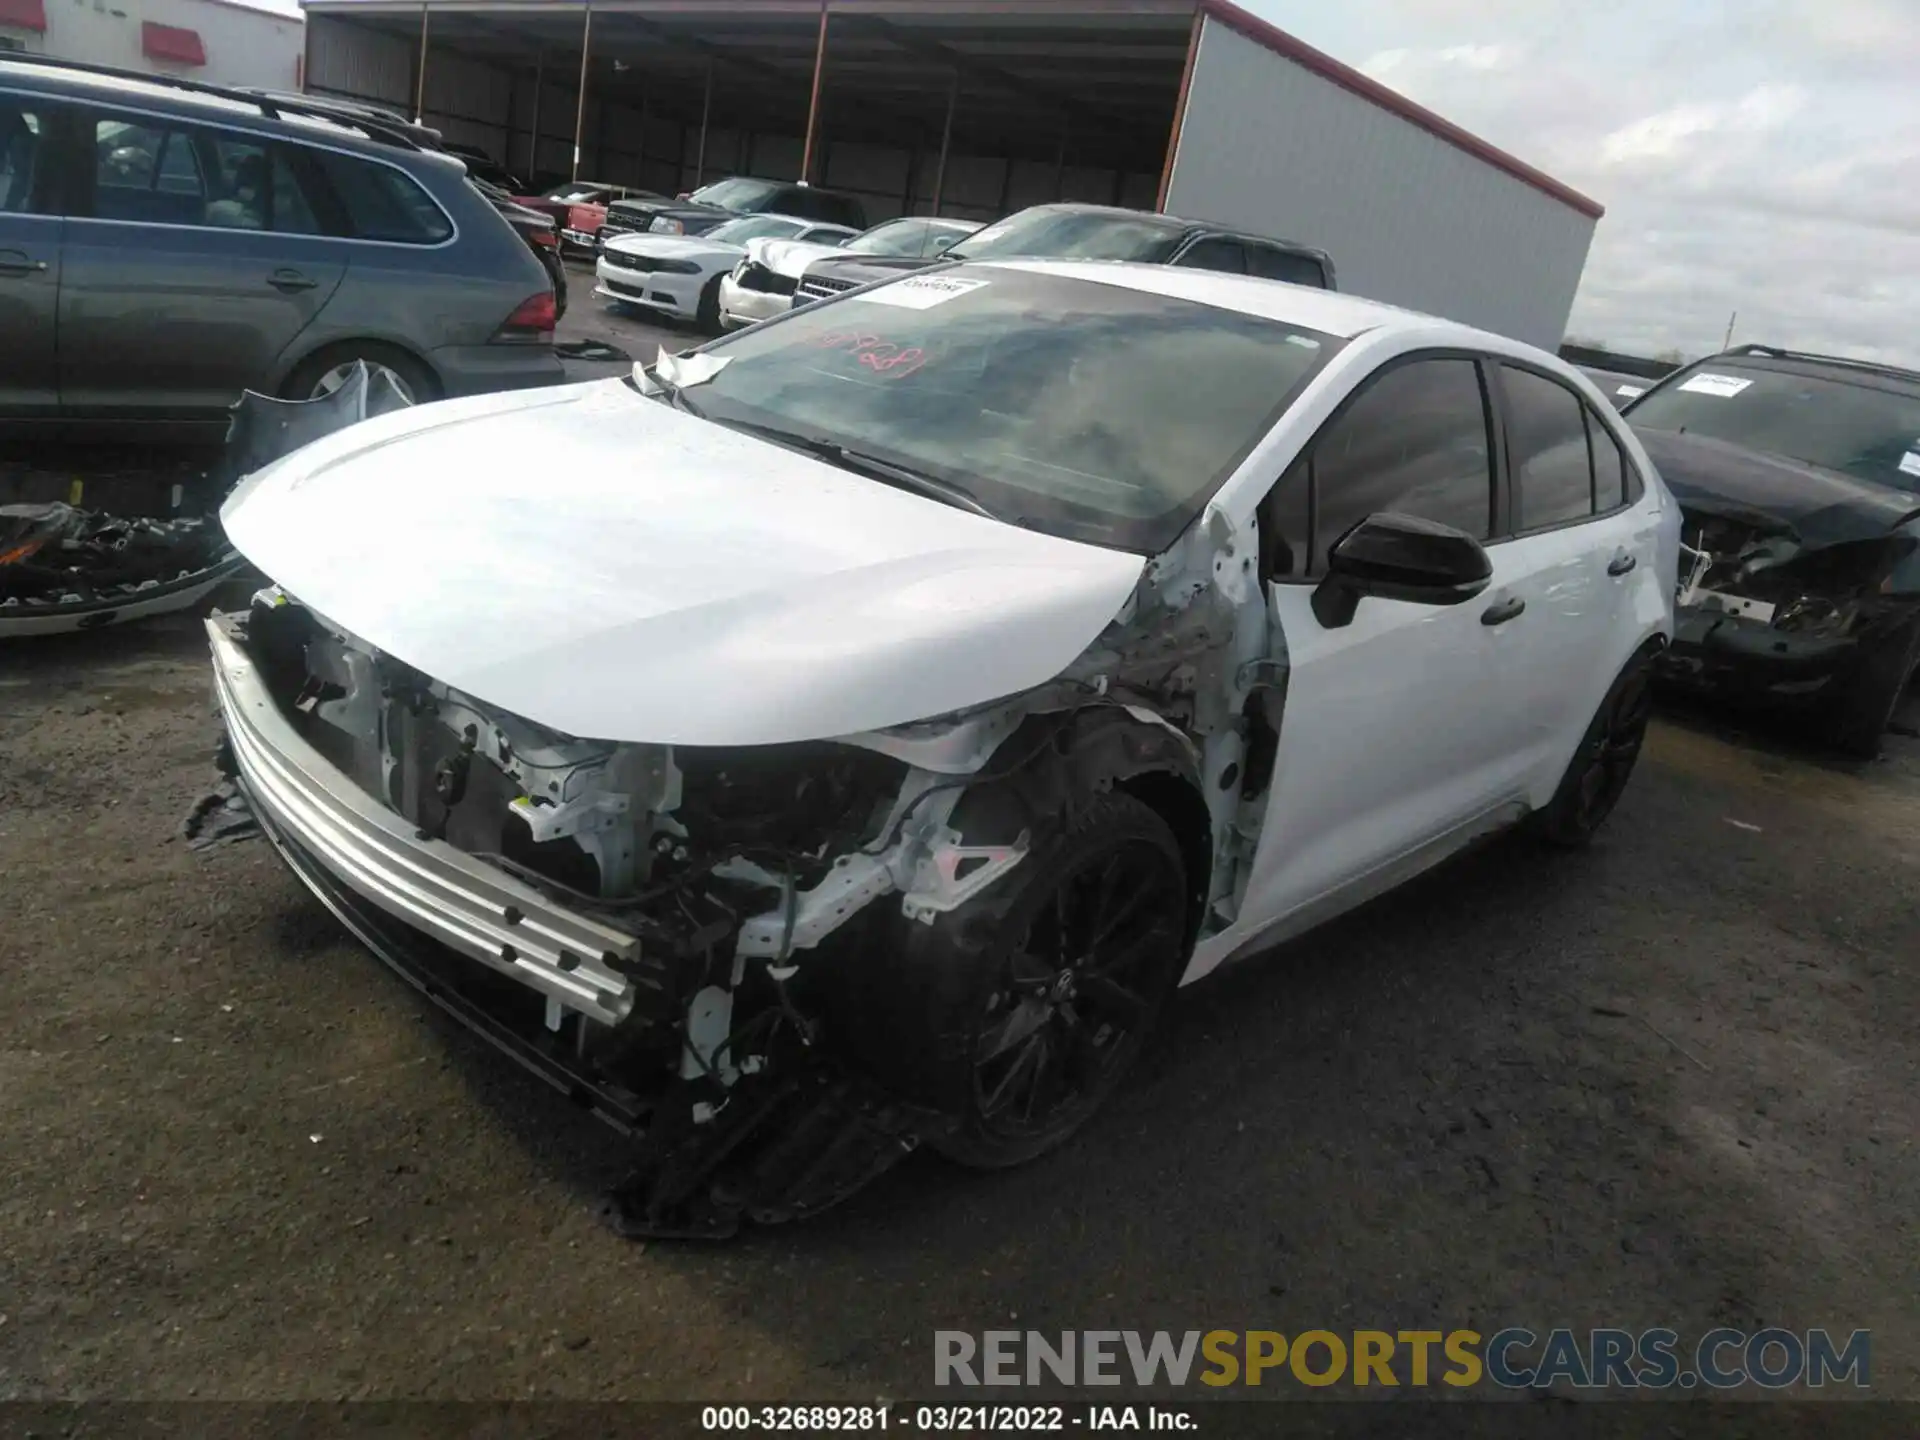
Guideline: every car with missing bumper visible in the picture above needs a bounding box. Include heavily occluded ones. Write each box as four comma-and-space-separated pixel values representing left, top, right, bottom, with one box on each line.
721, 216, 980, 330
596, 212, 857, 331
1621, 344, 1920, 754
207, 261, 1676, 1237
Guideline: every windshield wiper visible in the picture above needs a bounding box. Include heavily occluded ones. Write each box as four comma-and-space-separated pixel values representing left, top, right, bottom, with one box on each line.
716, 419, 997, 518
641, 367, 707, 419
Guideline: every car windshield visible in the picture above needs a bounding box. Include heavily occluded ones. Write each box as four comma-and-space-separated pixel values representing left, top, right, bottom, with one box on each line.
544, 184, 603, 203
847, 220, 958, 258
688, 177, 784, 212
1629, 361, 1920, 494
948, 209, 1185, 264
682, 265, 1338, 553
709, 215, 804, 244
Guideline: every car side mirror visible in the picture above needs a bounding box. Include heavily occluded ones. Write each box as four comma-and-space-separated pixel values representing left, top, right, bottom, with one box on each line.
1310, 512, 1493, 629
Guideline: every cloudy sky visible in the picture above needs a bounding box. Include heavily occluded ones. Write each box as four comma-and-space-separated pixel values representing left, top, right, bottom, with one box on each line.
239, 0, 1908, 363
1241, 0, 1920, 364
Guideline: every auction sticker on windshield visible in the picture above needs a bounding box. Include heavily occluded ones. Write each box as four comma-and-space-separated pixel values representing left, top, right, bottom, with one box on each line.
857, 275, 991, 310
1676, 373, 1754, 398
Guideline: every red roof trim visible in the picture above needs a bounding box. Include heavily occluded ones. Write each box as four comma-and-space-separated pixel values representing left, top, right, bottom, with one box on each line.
1196, 0, 1604, 221
142, 20, 209, 67
0, 0, 47, 35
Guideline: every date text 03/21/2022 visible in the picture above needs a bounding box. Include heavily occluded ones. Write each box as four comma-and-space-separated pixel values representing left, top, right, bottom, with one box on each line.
702, 1405, 1194, 1432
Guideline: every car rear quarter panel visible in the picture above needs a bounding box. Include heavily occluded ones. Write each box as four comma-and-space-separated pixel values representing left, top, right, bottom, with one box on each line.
272, 162, 549, 391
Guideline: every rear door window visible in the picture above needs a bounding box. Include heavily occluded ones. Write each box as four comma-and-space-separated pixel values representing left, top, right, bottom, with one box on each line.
1176, 236, 1247, 274
1246, 244, 1329, 289
87, 114, 327, 233
1501, 364, 1597, 530
309, 150, 452, 244
0, 98, 52, 214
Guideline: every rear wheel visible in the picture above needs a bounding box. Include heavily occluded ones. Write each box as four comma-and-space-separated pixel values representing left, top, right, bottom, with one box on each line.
282, 343, 438, 406
1533, 647, 1655, 848
1826, 618, 1920, 759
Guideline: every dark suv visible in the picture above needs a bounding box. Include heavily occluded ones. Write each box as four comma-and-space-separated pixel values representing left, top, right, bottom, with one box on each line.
0, 56, 561, 432
1624, 345, 1920, 754
599, 176, 867, 246
794, 202, 1336, 307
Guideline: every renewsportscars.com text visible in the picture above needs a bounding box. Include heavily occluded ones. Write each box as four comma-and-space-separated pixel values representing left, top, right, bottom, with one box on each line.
934, 1328, 1871, 1391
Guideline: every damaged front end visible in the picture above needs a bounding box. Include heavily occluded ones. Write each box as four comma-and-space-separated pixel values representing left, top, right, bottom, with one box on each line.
207, 516, 1272, 1240
211, 588, 1066, 1236
1666, 509, 1920, 704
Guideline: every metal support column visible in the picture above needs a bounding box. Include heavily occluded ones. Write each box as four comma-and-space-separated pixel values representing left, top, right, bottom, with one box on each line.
694, 59, 713, 186
526, 54, 544, 180
412, 2, 430, 125
571, 3, 594, 181
1156, 6, 1203, 213
929, 68, 958, 215
800, 1, 830, 184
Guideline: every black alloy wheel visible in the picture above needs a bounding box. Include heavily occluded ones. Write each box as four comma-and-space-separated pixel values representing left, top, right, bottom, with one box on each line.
1536, 649, 1655, 847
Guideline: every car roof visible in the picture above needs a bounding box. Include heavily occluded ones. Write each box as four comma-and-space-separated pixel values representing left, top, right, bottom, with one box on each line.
1704, 346, 1920, 397
982, 258, 1496, 344
0, 55, 423, 162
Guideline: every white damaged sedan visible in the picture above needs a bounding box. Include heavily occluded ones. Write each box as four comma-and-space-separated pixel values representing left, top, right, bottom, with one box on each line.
210, 262, 1677, 1237
594, 212, 856, 331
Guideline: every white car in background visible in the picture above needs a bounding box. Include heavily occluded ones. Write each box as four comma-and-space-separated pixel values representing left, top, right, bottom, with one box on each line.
718, 215, 982, 330
208, 261, 1677, 1236
595, 213, 857, 330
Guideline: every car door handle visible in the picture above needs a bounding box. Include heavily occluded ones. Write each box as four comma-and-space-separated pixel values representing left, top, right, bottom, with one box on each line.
268, 269, 318, 292
1607, 553, 1638, 577
1481, 596, 1527, 627
0, 250, 48, 276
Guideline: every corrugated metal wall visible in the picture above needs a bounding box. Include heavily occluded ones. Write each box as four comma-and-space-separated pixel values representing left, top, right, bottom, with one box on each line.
1165, 18, 1596, 349
305, 14, 1154, 221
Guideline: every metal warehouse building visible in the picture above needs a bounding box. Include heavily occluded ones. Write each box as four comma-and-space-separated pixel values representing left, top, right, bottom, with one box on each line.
299, 0, 1604, 347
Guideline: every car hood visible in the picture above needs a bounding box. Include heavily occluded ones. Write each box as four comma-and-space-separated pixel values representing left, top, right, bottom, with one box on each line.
1635, 428, 1920, 547
604, 233, 741, 264
219, 381, 1146, 747
807, 254, 938, 284
751, 235, 846, 279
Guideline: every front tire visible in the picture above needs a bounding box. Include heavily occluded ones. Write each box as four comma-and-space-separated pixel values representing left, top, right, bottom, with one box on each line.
850, 792, 1190, 1171
1825, 618, 1920, 759
695, 275, 724, 333
1533, 646, 1655, 848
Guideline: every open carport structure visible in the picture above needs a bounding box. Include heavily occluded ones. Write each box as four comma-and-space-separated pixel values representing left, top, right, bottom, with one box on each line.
299, 0, 1604, 347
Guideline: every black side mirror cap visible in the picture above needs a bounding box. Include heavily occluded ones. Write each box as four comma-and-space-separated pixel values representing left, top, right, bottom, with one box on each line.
1310, 512, 1494, 629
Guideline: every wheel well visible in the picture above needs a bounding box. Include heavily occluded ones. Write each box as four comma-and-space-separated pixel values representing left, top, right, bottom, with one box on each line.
279, 338, 442, 401
1118, 769, 1213, 945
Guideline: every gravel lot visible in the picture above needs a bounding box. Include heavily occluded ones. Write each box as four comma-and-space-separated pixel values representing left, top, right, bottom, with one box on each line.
4, 274, 1918, 1403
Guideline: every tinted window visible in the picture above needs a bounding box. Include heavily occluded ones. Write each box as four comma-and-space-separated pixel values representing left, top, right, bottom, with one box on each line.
1627, 360, 1920, 495
90, 117, 323, 233
688, 264, 1337, 554
1503, 364, 1595, 529
690, 177, 784, 211
312, 151, 452, 243
1246, 244, 1329, 289
1311, 358, 1495, 569
1587, 408, 1630, 510
816, 193, 865, 228
708, 214, 806, 244
0, 100, 47, 214
1177, 237, 1247, 274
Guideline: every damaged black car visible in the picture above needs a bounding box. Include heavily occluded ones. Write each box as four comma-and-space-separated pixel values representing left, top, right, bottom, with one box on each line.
1623, 344, 1920, 754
